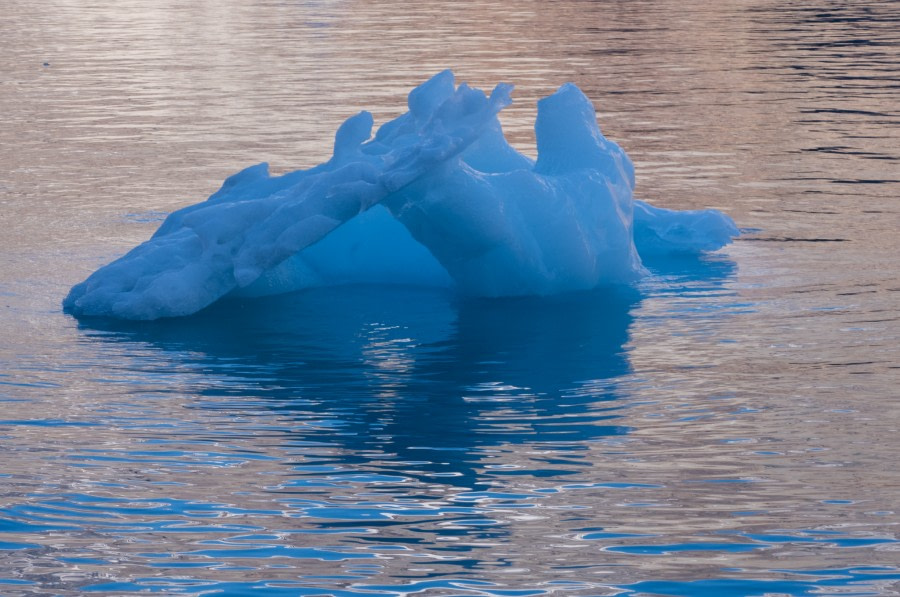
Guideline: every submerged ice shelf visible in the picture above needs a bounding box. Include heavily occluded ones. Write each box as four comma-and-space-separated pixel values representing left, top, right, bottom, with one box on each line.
63, 71, 738, 320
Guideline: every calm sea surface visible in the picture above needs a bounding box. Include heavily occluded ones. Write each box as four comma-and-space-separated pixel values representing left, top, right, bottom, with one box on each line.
1, 1, 899, 595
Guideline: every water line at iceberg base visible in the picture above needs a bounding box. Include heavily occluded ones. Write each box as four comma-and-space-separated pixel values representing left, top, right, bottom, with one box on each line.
62, 70, 738, 321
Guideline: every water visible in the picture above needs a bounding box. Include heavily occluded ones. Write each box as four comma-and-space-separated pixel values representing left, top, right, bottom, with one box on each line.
1, 0, 899, 595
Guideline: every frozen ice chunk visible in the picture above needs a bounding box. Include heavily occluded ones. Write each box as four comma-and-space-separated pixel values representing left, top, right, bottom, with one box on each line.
64, 72, 510, 319
633, 200, 739, 255
63, 71, 738, 321
385, 83, 646, 297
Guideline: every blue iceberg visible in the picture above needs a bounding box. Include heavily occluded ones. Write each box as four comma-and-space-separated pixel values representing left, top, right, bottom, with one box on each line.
63, 71, 738, 320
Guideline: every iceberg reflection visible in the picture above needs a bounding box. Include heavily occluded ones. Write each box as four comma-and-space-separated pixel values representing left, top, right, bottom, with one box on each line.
80, 286, 640, 487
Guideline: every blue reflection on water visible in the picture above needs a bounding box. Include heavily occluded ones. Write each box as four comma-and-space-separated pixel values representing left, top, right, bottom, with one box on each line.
81, 280, 643, 491
619, 567, 900, 597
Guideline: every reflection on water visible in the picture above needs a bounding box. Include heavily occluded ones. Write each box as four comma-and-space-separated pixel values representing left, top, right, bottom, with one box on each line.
82, 285, 638, 489
2, 0, 899, 594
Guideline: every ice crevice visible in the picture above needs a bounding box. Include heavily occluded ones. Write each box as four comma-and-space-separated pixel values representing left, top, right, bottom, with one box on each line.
63, 70, 738, 320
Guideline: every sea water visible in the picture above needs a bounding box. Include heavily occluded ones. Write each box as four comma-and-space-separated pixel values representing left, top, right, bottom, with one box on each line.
1, 1, 899, 595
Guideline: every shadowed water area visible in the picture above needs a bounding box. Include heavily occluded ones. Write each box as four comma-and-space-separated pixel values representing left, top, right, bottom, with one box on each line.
1, 0, 899, 595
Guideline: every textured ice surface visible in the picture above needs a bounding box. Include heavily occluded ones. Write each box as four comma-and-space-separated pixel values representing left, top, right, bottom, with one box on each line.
63, 71, 738, 320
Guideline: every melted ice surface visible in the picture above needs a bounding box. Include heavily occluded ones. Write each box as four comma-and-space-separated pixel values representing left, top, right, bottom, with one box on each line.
63, 71, 737, 320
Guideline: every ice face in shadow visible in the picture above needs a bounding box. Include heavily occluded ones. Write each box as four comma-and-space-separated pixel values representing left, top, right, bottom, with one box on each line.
63, 71, 738, 320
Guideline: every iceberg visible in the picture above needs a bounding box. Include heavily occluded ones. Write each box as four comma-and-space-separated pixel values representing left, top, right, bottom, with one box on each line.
63, 71, 738, 320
